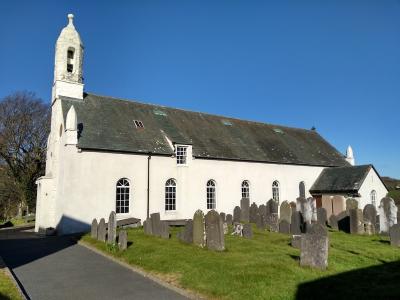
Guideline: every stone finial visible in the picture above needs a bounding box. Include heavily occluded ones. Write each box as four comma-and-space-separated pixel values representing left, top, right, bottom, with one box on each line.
346, 145, 355, 166
68, 14, 74, 26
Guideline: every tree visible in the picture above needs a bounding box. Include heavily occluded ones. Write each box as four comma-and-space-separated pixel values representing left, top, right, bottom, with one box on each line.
0, 91, 50, 217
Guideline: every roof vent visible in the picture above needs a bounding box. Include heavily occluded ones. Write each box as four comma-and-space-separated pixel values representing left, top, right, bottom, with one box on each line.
153, 109, 167, 116
221, 119, 233, 126
134, 120, 144, 128
273, 128, 284, 134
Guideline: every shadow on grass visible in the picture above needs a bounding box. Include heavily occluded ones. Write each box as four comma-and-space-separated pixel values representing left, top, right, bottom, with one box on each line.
296, 261, 400, 299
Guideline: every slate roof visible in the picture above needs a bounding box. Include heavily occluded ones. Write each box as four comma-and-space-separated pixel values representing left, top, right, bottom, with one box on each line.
310, 164, 376, 194
60, 93, 350, 167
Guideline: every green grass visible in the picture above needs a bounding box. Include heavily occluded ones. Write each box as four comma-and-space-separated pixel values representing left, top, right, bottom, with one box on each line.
82, 226, 400, 300
0, 269, 22, 300
0, 217, 33, 228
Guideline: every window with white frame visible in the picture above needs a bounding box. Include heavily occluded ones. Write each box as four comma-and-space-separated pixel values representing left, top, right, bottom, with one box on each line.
176, 146, 187, 165
116, 178, 130, 214
165, 179, 176, 211
241, 180, 250, 199
272, 180, 280, 203
207, 180, 216, 209
370, 190, 377, 207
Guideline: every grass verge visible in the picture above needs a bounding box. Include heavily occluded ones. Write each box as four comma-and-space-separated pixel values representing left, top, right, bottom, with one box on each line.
0, 268, 23, 300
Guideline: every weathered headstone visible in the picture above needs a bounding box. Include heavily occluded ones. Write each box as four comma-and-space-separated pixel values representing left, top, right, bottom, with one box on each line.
279, 201, 292, 224
220, 212, 226, 223
143, 218, 153, 235
266, 213, 279, 232
177, 220, 193, 244
346, 198, 358, 213
309, 197, 317, 222
259, 204, 267, 219
233, 206, 241, 223
317, 208, 327, 226
231, 223, 243, 236
249, 202, 258, 223
226, 214, 233, 225
118, 230, 128, 250
240, 198, 250, 222
349, 208, 364, 234
160, 221, 170, 239
242, 223, 253, 239
279, 220, 290, 234
363, 204, 377, 225
290, 211, 302, 235
266, 199, 278, 215
205, 210, 225, 251
329, 215, 338, 230
379, 197, 398, 234
300, 223, 329, 270
97, 218, 106, 242
193, 210, 206, 247
91, 219, 98, 239
107, 211, 117, 244
297, 197, 312, 225
255, 212, 264, 229
291, 235, 301, 249
364, 221, 374, 235
389, 224, 400, 247
223, 222, 228, 235
150, 213, 161, 237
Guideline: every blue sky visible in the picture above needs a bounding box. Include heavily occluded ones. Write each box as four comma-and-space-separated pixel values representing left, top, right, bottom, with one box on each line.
1, 1, 399, 178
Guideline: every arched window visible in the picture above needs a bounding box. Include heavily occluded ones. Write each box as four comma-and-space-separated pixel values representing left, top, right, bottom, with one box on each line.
241, 180, 250, 199
207, 180, 216, 209
272, 180, 280, 203
299, 181, 306, 198
370, 190, 377, 207
116, 178, 130, 214
165, 179, 176, 211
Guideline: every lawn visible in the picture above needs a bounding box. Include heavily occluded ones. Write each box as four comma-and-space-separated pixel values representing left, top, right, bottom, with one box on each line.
0, 269, 22, 300
82, 226, 400, 300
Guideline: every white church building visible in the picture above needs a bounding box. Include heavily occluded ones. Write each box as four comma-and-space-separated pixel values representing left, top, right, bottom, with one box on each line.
35, 15, 388, 234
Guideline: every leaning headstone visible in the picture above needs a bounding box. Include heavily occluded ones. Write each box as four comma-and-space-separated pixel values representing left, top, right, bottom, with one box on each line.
240, 198, 250, 222
389, 224, 400, 247
97, 218, 106, 242
143, 218, 153, 235
290, 211, 302, 235
242, 223, 253, 239
91, 219, 98, 239
363, 204, 377, 229
220, 212, 226, 223
291, 235, 301, 249
379, 197, 398, 234
193, 210, 206, 248
349, 208, 364, 234
279, 220, 290, 234
177, 220, 193, 244
266, 213, 279, 232
329, 215, 338, 230
150, 213, 161, 237
118, 230, 128, 250
233, 206, 241, 223
266, 199, 278, 215
249, 202, 258, 223
279, 201, 292, 224
300, 223, 329, 270
205, 210, 225, 251
231, 223, 243, 236
317, 208, 327, 226
160, 221, 170, 239
226, 214, 233, 225
346, 198, 358, 213
107, 211, 117, 244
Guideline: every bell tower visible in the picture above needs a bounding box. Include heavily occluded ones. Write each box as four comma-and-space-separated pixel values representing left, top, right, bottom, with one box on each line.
52, 14, 84, 101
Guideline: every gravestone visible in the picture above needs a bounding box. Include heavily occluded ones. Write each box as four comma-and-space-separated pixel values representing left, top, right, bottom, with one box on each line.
279, 220, 290, 234
317, 208, 327, 226
143, 218, 153, 235
309, 197, 317, 222
231, 223, 243, 236
300, 223, 329, 270
193, 210, 206, 248
223, 222, 228, 235
280, 201, 292, 224
379, 197, 398, 234
249, 202, 259, 223
291, 235, 301, 249
363, 204, 377, 226
389, 224, 400, 247
220, 212, 226, 223
177, 220, 193, 244
242, 223, 253, 239
118, 230, 127, 250
337, 211, 350, 233
397, 205, 400, 224
226, 214, 233, 225
97, 218, 106, 242
205, 210, 225, 251
266, 199, 278, 215
364, 221, 374, 235
259, 204, 267, 219
150, 213, 161, 237
290, 211, 302, 235
375, 215, 380, 233
255, 212, 264, 229
266, 214, 279, 232
91, 219, 98, 239
240, 198, 250, 222
346, 198, 358, 213
349, 208, 364, 234
233, 206, 241, 223
107, 211, 117, 244
329, 215, 338, 230
297, 197, 312, 225
160, 221, 170, 239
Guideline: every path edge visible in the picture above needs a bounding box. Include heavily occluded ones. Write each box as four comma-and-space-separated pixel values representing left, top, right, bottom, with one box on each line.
78, 240, 206, 300
0, 255, 28, 300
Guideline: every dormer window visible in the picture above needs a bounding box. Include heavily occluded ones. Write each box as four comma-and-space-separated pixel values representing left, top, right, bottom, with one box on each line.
134, 120, 144, 128
176, 146, 187, 165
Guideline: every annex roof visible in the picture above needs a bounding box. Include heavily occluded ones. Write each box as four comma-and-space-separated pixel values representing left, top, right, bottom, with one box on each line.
60, 93, 350, 167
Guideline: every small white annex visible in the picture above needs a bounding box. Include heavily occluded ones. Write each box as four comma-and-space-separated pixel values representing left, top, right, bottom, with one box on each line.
35, 15, 388, 234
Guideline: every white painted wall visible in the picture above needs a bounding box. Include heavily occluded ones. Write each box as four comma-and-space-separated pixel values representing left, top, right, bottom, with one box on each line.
357, 168, 388, 209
